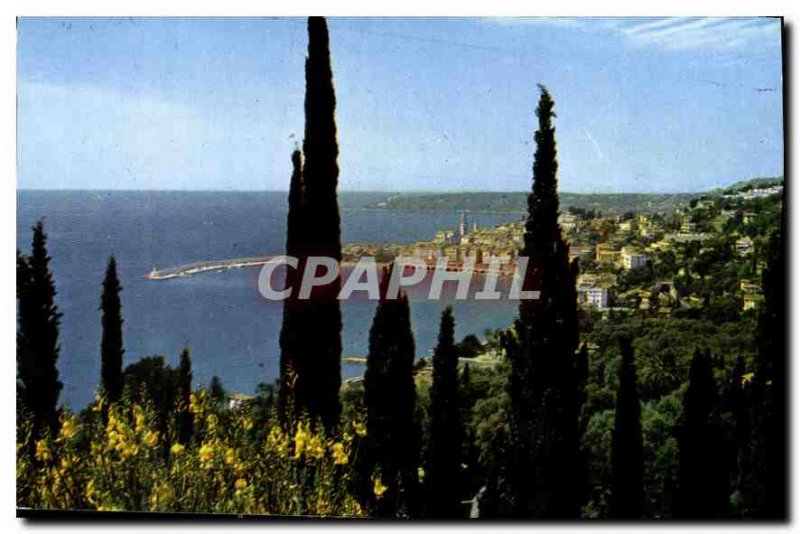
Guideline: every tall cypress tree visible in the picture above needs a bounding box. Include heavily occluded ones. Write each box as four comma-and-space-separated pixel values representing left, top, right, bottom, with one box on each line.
751, 225, 786, 518
610, 338, 644, 519
100, 255, 124, 404
177, 347, 193, 445
724, 355, 753, 516
425, 306, 463, 518
362, 267, 419, 517
502, 85, 581, 518
17, 220, 63, 438
279, 149, 304, 409
675, 349, 729, 518
279, 16, 343, 429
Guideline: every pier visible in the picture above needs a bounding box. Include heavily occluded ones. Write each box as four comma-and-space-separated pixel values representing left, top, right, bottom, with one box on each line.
146, 255, 517, 280
146, 255, 275, 280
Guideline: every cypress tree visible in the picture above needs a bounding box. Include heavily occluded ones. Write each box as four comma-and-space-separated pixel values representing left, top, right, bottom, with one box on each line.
425, 306, 463, 518
610, 338, 644, 519
502, 85, 581, 518
279, 16, 343, 429
675, 349, 729, 518
279, 149, 304, 409
209, 375, 226, 408
724, 356, 753, 516
17, 220, 63, 438
362, 267, 419, 517
100, 255, 124, 404
751, 225, 786, 518
177, 347, 193, 444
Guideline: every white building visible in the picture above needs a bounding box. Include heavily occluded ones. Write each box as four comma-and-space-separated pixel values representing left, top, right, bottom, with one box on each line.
228, 393, 254, 410
621, 247, 649, 270
578, 283, 610, 310
586, 287, 609, 309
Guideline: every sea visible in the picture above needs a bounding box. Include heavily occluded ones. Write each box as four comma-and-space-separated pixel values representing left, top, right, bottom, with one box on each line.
17, 190, 523, 410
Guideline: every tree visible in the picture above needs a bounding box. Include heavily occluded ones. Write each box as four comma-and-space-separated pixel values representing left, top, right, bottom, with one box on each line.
751, 226, 786, 518
362, 267, 419, 517
279, 17, 343, 430
501, 85, 581, 518
425, 306, 463, 518
279, 149, 304, 409
610, 338, 644, 519
209, 376, 227, 408
723, 356, 753, 516
455, 334, 482, 359
177, 348, 193, 445
100, 255, 124, 404
674, 349, 729, 518
17, 220, 63, 438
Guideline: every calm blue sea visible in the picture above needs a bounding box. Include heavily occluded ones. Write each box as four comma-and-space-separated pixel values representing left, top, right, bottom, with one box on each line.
17, 190, 521, 410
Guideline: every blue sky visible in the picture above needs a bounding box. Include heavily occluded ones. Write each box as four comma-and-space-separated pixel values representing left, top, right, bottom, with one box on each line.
17, 17, 783, 192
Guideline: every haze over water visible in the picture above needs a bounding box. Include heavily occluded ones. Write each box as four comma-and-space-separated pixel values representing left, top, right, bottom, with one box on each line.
17, 190, 521, 410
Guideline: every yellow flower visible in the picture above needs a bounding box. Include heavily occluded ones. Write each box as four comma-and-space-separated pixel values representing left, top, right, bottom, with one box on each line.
331, 442, 348, 465
35, 440, 51, 463
266, 427, 289, 457
198, 443, 215, 468
241, 418, 254, 431
235, 478, 248, 491
307, 434, 325, 460
120, 442, 139, 459
143, 431, 159, 448
372, 476, 388, 499
170, 443, 185, 455
741, 372, 755, 386
133, 405, 146, 432
59, 415, 78, 441
293, 423, 310, 460
224, 447, 236, 466
352, 421, 367, 437
206, 414, 218, 432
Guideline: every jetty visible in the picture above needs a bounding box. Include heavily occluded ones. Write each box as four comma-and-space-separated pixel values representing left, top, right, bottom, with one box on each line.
146, 255, 516, 281
146, 255, 275, 280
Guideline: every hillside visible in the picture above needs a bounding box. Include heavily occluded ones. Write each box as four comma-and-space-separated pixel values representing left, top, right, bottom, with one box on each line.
368, 191, 698, 215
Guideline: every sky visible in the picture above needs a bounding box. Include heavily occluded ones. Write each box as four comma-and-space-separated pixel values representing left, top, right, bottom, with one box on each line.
17, 17, 784, 193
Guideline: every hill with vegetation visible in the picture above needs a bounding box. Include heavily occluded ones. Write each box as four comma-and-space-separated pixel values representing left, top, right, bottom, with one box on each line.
369, 191, 700, 215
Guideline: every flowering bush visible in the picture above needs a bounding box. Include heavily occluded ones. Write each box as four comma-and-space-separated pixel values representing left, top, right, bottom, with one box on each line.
17, 391, 368, 517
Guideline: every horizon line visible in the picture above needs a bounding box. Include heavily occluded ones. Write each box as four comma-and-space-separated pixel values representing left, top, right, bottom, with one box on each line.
15, 187, 738, 196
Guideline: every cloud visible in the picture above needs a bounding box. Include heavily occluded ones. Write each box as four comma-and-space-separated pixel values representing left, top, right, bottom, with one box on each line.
619, 17, 780, 52
483, 16, 781, 53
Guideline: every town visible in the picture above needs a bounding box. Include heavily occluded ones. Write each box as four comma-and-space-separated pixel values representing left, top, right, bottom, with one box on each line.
343, 177, 782, 315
